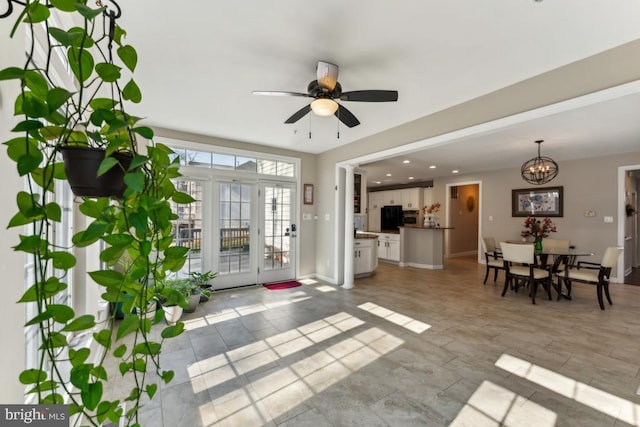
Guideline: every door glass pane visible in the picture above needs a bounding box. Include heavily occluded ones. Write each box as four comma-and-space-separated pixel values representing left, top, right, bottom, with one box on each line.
264, 186, 291, 271
219, 183, 251, 275
171, 180, 203, 276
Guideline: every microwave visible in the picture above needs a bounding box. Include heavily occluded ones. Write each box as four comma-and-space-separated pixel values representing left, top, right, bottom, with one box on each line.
403, 210, 419, 225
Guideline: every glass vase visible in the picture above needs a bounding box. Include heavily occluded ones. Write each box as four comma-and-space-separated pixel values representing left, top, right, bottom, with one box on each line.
535, 237, 543, 253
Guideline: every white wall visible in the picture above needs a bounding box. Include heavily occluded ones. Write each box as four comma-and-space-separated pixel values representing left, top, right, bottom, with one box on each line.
0, 18, 28, 403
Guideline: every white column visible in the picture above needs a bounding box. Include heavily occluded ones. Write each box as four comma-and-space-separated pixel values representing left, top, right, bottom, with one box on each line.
343, 165, 355, 289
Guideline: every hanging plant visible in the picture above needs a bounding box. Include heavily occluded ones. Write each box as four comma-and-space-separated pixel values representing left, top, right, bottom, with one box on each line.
1, 1, 194, 425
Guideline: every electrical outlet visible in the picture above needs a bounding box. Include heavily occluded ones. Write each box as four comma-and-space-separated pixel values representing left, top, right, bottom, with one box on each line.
584, 210, 596, 217
324, 214, 330, 221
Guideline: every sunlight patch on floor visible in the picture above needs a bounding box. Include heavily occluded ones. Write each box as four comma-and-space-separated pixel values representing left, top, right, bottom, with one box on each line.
449, 380, 557, 427
358, 302, 431, 333
192, 312, 404, 425
496, 353, 640, 425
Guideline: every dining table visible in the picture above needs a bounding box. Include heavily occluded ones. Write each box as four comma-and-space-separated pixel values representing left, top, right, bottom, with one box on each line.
536, 248, 595, 299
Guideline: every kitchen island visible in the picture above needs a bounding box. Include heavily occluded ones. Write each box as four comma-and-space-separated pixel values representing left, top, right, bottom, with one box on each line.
399, 225, 452, 269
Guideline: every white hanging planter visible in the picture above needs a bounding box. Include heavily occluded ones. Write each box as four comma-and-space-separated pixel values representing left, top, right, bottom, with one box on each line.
162, 305, 183, 325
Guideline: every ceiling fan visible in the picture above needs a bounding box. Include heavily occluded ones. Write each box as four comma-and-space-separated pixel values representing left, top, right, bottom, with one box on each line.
252, 61, 398, 128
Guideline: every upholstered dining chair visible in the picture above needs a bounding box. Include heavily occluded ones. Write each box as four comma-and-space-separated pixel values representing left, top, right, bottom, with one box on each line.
481, 237, 504, 284
540, 238, 571, 272
500, 242, 553, 304
555, 246, 623, 310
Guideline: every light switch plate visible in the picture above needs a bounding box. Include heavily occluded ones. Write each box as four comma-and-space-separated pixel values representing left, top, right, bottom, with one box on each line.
584, 210, 596, 217
604, 216, 614, 223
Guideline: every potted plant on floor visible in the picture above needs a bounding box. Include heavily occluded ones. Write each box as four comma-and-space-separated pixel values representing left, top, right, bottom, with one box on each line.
158, 278, 190, 324
189, 271, 217, 302
1, 1, 194, 425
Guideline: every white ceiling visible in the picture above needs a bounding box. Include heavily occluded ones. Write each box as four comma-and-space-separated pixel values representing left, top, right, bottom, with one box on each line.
119, 1, 640, 185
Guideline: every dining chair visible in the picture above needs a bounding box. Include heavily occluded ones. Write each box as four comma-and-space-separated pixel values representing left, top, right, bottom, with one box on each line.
556, 246, 623, 310
540, 238, 571, 271
481, 237, 504, 284
500, 242, 553, 304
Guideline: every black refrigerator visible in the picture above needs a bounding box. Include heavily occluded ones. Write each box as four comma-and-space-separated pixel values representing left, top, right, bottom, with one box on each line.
381, 205, 403, 231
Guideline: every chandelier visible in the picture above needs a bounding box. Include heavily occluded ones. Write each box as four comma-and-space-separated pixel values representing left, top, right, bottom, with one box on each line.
521, 140, 558, 185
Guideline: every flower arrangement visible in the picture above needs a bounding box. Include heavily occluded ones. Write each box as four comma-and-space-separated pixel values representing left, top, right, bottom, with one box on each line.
424, 203, 441, 215
521, 216, 557, 238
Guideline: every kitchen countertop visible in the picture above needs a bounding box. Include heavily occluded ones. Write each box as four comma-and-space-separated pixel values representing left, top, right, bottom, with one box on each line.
355, 233, 379, 239
400, 225, 454, 230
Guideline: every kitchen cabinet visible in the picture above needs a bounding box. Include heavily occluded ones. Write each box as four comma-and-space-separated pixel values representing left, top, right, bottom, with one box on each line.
377, 233, 400, 262
354, 172, 364, 214
401, 188, 422, 210
354, 237, 378, 277
367, 192, 383, 231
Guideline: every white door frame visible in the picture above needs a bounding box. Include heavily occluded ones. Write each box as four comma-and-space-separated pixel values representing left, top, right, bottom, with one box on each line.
445, 180, 483, 261
618, 164, 640, 282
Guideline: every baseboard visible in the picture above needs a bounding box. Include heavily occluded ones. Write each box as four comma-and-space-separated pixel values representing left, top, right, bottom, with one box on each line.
314, 273, 339, 285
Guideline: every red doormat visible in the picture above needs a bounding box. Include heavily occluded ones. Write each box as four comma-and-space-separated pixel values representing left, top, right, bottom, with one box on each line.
263, 281, 302, 290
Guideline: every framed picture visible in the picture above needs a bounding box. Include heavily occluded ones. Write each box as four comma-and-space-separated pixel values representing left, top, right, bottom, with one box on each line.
512, 186, 563, 217
303, 183, 314, 205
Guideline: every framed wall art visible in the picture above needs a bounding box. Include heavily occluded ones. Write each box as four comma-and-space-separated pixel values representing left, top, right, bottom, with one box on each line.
304, 183, 314, 205
512, 186, 563, 217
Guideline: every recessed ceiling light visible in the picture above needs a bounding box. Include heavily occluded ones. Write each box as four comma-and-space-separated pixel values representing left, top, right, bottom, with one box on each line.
429, 165, 436, 169
452, 170, 459, 174
374, 181, 381, 184
386, 173, 392, 177
403, 160, 410, 164
408, 177, 414, 180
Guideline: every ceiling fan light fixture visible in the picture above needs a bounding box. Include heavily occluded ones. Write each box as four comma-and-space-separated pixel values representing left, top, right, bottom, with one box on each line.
310, 98, 338, 117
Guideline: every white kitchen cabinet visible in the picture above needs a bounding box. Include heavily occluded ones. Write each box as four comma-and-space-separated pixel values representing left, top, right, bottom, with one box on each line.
401, 188, 422, 210
377, 233, 400, 262
354, 238, 378, 277
354, 172, 366, 214
367, 192, 383, 231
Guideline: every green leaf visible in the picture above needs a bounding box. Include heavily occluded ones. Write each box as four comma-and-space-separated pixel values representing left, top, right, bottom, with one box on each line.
89, 269, 123, 287
119, 362, 130, 375
95, 62, 122, 83
92, 365, 107, 381
70, 364, 92, 389
19, 369, 47, 384
17, 151, 44, 176
41, 331, 68, 349
69, 348, 91, 367
160, 322, 185, 339
25, 310, 54, 327
0, 67, 25, 80
77, 3, 105, 20
146, 383, 158, 399
172, 191, 196, 204
50, 0, 78, 12
89, 98, 118, 110
62, 315, 96, 332
132, 126, 153, 140
103, 234, 134, 246
22, 92, 49, 118
48, 27, 82, 46
133, 358, 146, 372
81, 381, 103, 411
116, 315, 140, 341
100, 245, 125, 265
24, 2, 50, 23
49, 251, 77, 270
73, 220, 110, 247
45, 202, 62, 222
24, 70, 48, 97
42, 393, 64, 404
140, 240, 152, 257
13, 235, 44, 253
47, 87, 72, 112
133, 341, 161, 356
11, 120, 43, 132
129, 154, 148, 170
40, 125, 65, 140
78, 197, 110, 219
161, 370, 174, 384
16, 191, 42, 218
122, 79, 142, 103
48, 304, 75, 323
25, 380, 58, 394
113, 344, 127, 358
93, 329, 112, 349
124, 170, 145, 192
164, 246, 189, 259
67, 46, 95, 83
117, 45, 138, 72
97, 156, 118, 177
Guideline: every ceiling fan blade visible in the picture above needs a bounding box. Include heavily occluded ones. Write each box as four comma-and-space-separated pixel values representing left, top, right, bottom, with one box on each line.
335, 104, 360, 128
340, 90, 398, 102
316, 61, 338, 91
284, 104, 311, 124
253, 91, 310, 98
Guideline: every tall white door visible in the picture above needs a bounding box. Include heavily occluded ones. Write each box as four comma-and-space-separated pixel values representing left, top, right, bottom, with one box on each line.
213, 181, 258, 288
259, 183, 297, 284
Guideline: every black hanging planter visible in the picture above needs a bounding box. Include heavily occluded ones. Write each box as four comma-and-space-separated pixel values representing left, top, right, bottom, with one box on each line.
60, 146, 133, 198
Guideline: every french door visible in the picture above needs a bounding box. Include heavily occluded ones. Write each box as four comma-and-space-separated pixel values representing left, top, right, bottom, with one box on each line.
258, 183, 297, 284
207, 180, 297, 288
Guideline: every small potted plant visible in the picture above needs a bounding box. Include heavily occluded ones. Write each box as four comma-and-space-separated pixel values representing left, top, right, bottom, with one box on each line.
159, 278, 190, 325
189, 271, 217, 302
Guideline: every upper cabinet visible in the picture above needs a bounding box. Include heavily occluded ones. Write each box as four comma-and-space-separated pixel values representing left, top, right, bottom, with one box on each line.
401, 188, 422, 210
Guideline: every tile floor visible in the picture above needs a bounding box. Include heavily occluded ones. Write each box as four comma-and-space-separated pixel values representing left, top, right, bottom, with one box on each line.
105, 256, 640, 426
